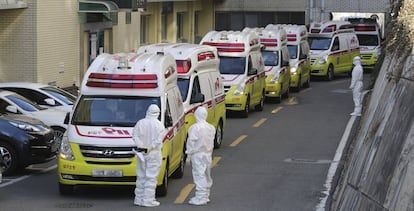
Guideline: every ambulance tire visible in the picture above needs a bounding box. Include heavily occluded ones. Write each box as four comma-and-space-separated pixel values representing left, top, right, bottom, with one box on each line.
171, 148, 186, 178
326, 64, 334, 81
214, 121, 223, 149
303, 75, 311, 88
59, 183, 75, 195
156, 162, 168, 197
282, 85, 290, 99
240, 97, 250, 118
255, 91, 265, 111
293, 76, 301, 92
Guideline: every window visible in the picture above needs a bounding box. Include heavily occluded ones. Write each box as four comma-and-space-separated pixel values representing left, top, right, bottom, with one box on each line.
177, 12, 185, 42
331, 37, 340, 51
125, 12, 131, 24
161, 14, 167, 41
140, 15, 150, 44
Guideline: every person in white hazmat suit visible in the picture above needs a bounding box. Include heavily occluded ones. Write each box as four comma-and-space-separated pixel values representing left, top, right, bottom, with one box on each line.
132, 104, 165, 207
349, 56, 364, 116
186, 106, 215, 205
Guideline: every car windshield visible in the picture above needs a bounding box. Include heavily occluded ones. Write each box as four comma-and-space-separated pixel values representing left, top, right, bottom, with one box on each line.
357, 34, 379, 46
72, 95, 161, 127
177, 78, 190, 102
218, 56, 246, 74
261, 51, 279, 66
308, 37, 332, 50
5, 93, 44, 112
287, 45, 298, 59
41, 86, 77, 105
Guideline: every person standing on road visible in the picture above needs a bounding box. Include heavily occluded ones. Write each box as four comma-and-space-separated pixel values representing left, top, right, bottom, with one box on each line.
132, 104, 165, 207
186, 106, 215, 205
349, 56, 364, 116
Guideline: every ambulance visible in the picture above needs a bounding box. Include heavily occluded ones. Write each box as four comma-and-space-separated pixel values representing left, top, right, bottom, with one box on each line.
267, 24, 311, 91
243, 26, 291, 102
308, 20, 360, 80
201, 31, 266, 118
58, 52, 187, 197
346, 17, 382, 71
137, 43, 226, 148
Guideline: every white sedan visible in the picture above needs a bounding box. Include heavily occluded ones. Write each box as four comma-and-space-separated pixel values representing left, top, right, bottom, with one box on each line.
0, 82, 77, 113
0, 90, 67, 143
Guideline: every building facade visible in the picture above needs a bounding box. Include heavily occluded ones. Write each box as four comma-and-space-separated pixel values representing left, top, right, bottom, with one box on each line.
0, 0, 389, 90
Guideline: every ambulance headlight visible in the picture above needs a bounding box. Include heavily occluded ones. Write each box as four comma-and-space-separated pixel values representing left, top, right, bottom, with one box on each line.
269, 75, 279, 84
318, 56, 327, 64
290, 67, 297, 74
233, 83, 245, 95
59, 134, 74, 161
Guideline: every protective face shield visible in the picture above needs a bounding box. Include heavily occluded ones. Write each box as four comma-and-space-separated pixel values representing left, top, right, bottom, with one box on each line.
353, 56, 361, 66
194, 106, 208, 122
146, 104, 160, 119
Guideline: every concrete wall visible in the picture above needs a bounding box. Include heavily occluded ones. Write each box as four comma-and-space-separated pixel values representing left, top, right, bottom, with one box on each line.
329, 1, 414, 210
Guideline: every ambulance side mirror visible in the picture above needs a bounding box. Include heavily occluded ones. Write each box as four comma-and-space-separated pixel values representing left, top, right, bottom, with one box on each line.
190, 93, 205, 104
281, 60, 290, 67
165, 113, 173, 128
299, 54, 308, 60
64, 112, 70, 124
248, 68, 257, 76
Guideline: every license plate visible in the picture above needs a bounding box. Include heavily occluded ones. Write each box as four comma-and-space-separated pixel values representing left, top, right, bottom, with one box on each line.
92, 169, 123, 177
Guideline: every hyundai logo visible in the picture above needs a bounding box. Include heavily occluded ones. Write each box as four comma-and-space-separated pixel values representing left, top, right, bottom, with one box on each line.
102, 149, 114, 157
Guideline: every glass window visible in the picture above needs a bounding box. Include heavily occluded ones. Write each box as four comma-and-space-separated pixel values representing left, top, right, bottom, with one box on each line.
219, 57, 246, 74
177, 78, 190, 102
262, 51, 279, 66
308, 37, 332, 50
5, 94, 44, 112
140, 15, 150, 44
41, 87, 76, 105
287, 45, 298, 59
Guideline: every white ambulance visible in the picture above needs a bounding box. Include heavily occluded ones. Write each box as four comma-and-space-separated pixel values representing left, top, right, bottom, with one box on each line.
308, 20, 360, 80
243, 26, 291, 102
346, 17, 382, 71
137, 43, 226, 148
201, 31, 266, 118
267, 24, 311, 91
58, 52, 187, 196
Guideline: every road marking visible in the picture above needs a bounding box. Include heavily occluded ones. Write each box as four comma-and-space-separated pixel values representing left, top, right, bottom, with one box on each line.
174, 184, 195, 204
300, 87, 312, 93
271, 106, 283, 113
253, 118, 267, 127
175, 156, 221, 204
284, 158, 332, 164
285, 96, 298, 105
315, 116, 356, 211
0, 164, 57, 188
212, 156, 221, 167
229, 135, 248, 147
0, 175, 31, 188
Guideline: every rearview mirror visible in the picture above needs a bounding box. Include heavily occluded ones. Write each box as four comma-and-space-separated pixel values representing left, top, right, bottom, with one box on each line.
6, 105, 18, 114
248, 68, 258, 76
44, 98, 56, 106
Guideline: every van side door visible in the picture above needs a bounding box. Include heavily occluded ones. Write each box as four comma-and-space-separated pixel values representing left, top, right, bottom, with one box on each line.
198, 72, 215, 124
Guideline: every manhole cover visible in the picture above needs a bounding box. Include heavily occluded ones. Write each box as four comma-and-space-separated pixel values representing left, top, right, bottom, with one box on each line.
55, 203, 93, 209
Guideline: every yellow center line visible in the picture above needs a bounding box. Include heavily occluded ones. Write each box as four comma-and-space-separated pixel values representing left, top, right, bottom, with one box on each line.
272, 106, 283, 113
300, 87, 312, 93
288, 96, 296, 104
229, 135, 248, 147
212, 156, 221, 167
253, 118, 267, 127
174, 184, 195, 204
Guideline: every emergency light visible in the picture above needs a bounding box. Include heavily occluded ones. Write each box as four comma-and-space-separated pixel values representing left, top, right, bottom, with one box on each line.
354, 25, 376, 31
287, 34, 297, 42
86, 73, 158, 89
176, 60, 191, 73
260, 38, 278, 47
202, 42, 245, 53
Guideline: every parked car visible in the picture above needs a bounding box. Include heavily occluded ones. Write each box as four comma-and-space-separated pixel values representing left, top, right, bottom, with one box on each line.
0, 90, 67, 144
0, 112, 58, 175
0, 82, 77, 112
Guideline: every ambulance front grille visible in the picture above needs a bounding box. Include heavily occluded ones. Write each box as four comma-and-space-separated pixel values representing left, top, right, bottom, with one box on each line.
360, 53, 373, 60
79, 145, 136, 159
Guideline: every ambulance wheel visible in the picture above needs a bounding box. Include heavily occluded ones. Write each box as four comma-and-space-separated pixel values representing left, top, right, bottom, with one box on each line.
282, 85, 290, 99
156, 162, 168, 197
326, 64, 334, 81
214, 121, 223, 149
293, 76, 301, 92
59, 183, 74, 195
241, 97, 250, 118
255, 91, 265, 111
303, 75, 311, 88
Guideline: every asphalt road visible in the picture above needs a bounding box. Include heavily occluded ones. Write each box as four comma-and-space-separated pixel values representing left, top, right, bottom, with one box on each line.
0, 74, 365, 211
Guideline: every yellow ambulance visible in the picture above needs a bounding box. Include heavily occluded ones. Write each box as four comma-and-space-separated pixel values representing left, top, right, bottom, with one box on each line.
308, 20, 360, 80
201, 31, 266, 118
243, 27, 291, 103
58, 52, 187, 196
137, 43, 226, 148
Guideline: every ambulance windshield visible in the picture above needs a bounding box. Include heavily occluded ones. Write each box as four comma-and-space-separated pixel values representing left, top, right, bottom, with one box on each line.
356, 34, 379, 46
177, 78, 189, 102
308, 37, 332, 50
218, 57, 246, 75
261, 51, 279, 66
72, 95, 161, 126
287, 45, 298, 59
